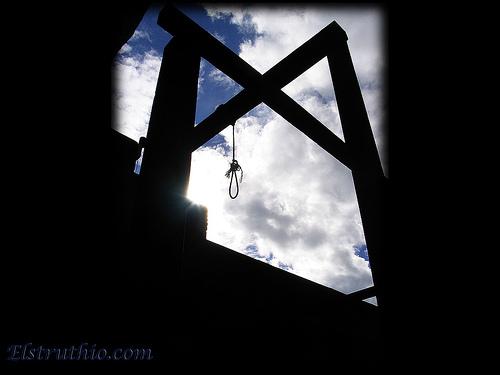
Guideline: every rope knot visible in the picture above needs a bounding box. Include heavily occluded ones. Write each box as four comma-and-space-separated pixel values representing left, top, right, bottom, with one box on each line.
225, 159, 243, 181
225, 159, 243, 199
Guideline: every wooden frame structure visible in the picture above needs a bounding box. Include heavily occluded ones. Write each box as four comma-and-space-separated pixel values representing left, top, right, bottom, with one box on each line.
135, 3, 388, 307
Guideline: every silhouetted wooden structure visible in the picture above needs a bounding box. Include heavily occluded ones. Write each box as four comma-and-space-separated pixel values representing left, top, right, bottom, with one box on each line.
112, 2, 389, 370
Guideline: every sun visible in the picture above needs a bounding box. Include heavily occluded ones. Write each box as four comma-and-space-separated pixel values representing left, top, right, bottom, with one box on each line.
186, 177, 211, 207
186, 153, 225, 208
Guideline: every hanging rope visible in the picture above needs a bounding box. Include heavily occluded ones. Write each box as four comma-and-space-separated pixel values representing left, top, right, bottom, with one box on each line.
225, 124, 243, 199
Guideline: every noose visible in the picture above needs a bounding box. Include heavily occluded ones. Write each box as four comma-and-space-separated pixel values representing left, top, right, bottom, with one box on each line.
225, 123, 243, 199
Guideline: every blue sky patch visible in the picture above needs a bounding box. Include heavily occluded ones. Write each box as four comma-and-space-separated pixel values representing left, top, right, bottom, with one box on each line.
353, 243, 370, 267
118, 4, 252, 153
195, 58, 243, 127
244, 244, 293, 271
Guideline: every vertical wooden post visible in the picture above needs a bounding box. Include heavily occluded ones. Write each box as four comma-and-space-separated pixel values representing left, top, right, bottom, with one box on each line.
327, 34, 388, 309
131, 36, 200, 284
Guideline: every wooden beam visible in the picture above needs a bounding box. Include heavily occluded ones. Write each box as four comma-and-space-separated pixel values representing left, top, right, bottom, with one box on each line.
158, 6, 351, 167
263, 90, 351, 168
347, 286, 376, 301
159, 4, 347, 90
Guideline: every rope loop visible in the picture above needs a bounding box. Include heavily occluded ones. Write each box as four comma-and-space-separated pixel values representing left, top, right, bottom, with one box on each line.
225, 159, 243, 199
225, 124, 243, 199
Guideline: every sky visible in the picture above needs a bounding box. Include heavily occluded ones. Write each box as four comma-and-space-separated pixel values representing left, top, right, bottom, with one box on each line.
112, 3, 386, 306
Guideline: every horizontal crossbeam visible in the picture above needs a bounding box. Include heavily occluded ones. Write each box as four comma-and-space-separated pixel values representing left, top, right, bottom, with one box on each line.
347, 286, 377, 301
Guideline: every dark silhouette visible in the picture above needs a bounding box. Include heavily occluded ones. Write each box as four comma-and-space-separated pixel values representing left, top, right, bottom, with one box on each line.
112, 3, 389, 369
4, 3, 390, 371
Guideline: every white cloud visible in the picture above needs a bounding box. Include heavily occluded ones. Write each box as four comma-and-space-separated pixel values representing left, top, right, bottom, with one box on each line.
188, 105, 374, 293
114, 6, 385, 295
205, 5, 256, 34
206, 5, 384, 82
197, 59, 206, 94
208, 66, 237, 90
363, 296, 378, 306
190, 5, 386, 293
118, 43, 132, 54
131, 29, 152, 42
112, 50, 162, 141
213, 31, 226, 44
205, 4, 387, 176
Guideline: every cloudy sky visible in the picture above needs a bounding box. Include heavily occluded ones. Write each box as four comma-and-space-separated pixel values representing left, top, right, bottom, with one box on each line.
112, 3, 386, 305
